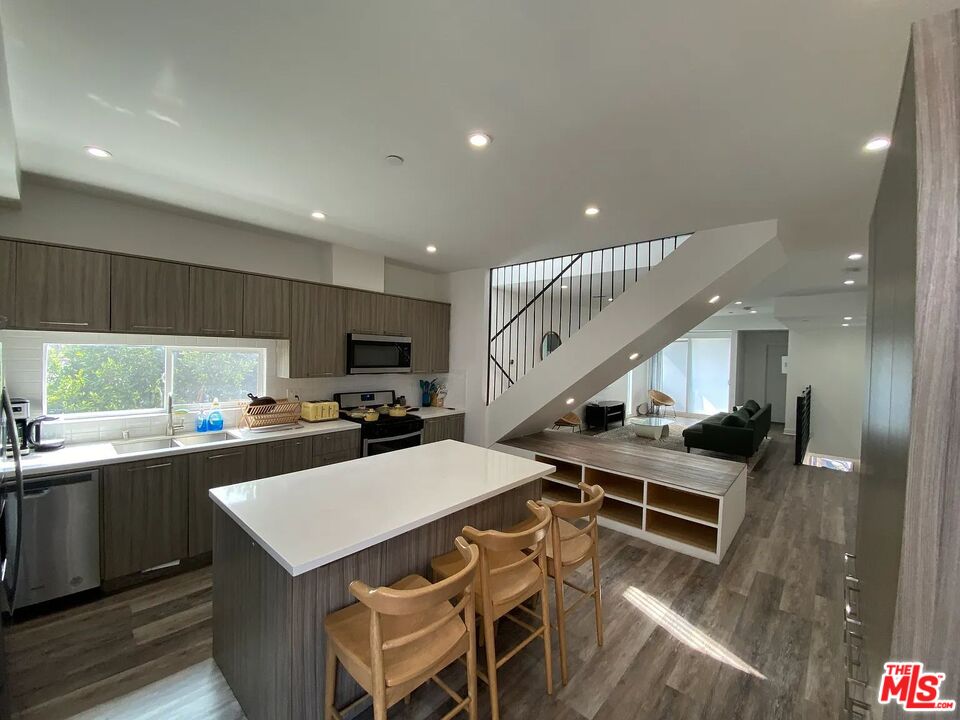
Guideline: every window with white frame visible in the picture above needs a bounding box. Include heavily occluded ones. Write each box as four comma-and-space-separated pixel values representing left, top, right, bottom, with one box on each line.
44, 343, 265, 417
653, 334, 732, 415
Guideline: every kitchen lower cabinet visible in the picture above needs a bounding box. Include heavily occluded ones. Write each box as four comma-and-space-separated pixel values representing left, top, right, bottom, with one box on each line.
311, 429, 360, 467
254, 437, 313, 479
187, 446, 255, 556
422, 414, 465, 444
101, 456, 189, 580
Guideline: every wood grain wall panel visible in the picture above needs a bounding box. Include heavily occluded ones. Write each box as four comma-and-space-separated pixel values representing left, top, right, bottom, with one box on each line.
213, 479, 541, 720
857, 35, 918, 693
888, 12, 960, 716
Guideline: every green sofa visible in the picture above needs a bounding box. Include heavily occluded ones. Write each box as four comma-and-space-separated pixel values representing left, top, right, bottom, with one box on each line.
681, 399, 771, 460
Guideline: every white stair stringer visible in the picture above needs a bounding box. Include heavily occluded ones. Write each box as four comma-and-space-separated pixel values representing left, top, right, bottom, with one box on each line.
485, 220, 786, 443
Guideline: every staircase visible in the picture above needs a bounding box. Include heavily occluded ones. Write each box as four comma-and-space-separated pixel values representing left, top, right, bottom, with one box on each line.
484, 220, 785, 443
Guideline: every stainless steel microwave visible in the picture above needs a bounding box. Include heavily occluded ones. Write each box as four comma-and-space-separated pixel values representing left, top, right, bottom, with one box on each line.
346, 334, 413, 374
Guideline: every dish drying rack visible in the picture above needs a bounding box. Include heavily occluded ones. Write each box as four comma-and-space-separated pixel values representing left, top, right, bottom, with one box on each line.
239, 399, 302, 432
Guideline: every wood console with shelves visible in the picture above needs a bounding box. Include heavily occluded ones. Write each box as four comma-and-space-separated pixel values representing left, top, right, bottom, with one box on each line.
504, 431, 746, 563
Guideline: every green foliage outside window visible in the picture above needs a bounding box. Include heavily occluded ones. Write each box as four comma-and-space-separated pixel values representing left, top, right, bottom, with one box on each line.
46, 344, 164, 415
171, 349, 261, 406
45, 344, 264, 415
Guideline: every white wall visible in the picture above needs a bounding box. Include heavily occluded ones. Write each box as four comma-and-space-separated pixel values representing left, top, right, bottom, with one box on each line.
330, 245, 384, 292
784, 326, 866, 460
0, 177, 339, 283
443, 269, 488, 445
383, 261, 450, 302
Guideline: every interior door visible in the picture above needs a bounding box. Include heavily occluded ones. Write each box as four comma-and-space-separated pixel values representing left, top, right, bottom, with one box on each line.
765, 344, 788, 423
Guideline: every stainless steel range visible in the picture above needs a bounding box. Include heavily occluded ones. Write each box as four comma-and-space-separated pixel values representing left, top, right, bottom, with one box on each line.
333, 390, 424, 456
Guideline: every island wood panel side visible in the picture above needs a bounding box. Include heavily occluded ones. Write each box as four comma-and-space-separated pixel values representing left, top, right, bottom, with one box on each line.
292, 479, 542, 714
212, 480, 541, 720
213, 505, 294, 720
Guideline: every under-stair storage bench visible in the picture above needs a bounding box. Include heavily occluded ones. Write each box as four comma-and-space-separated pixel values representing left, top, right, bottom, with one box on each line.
501, 431, 746, 564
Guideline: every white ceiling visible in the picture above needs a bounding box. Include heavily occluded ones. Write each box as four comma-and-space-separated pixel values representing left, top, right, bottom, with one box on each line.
0, 0, 951, 286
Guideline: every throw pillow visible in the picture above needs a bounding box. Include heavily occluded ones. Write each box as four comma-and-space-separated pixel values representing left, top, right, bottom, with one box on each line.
743, 399, 761, 414
720, 411, 747, 427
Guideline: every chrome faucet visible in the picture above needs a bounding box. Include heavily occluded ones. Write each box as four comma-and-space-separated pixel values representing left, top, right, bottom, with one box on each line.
165, 395, 185, 436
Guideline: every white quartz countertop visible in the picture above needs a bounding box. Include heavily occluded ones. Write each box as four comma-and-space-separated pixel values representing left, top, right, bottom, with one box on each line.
1, 419, 360, 478
412, 407, 464, 419
209, 440, 555, 576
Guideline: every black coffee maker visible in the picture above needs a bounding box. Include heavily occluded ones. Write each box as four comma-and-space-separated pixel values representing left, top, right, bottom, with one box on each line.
4, 397, 30, 457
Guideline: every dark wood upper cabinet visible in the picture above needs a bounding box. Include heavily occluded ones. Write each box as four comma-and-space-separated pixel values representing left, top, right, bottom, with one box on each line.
187, 445, 254, 556
111, 255, 190, 334
344, 290, 387, 335
289, 282, 345, 378
409, 299, 449, 373
0, 239, 16, 327
14, 243, 111, 331
430, 303, 451, 373
189, 266, 244, 337
101, 456, 189, 580
242, 274, 290, 338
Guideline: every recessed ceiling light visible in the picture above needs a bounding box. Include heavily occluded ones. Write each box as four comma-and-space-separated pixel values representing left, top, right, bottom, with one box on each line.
607, 297, 613, 302
708, 295, 720, 304
843, 316, 853, 321
734, 300, 743, 305
566, 398, 575, 405
584, 206, 600, 217
842, 323, 850, 327
311, 211, 326, 220
863, 136, 891, 152
560, 284, 568, 290
84, 145, 112, 158
426, 245, 438, 254
629, 352, 640, 361
468, 132, 491, 148
847, 252, 863, 261
749, 309, 758, 314
385, 154, 405, 166
844, 279, 855, 285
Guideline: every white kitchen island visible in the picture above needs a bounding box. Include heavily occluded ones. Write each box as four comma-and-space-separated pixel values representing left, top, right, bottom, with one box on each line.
209, 440, 555, 720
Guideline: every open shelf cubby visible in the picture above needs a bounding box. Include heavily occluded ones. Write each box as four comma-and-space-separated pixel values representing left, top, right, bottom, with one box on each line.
598, 496, 644, 529
645, 509, 718, 552
542, 479, 582, 504
583, 467, 645, 505
646, 483, 720, 525
535, 455, 582, 486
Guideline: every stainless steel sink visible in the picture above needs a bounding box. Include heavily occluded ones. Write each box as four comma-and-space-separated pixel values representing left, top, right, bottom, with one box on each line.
111, 438, 181, 455
174, 431, 240, 447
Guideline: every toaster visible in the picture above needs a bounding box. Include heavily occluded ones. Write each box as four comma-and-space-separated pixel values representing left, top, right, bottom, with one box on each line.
301, 401, 340, 422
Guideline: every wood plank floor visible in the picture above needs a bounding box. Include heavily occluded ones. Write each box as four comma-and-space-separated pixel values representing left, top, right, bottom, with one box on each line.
4, 429, 856, 720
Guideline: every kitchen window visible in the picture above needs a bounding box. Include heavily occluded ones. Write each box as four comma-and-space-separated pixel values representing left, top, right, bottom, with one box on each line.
44, 343, 266, 417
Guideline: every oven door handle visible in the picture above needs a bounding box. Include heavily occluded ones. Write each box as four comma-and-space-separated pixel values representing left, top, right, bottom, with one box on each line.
362, 430, 423, 455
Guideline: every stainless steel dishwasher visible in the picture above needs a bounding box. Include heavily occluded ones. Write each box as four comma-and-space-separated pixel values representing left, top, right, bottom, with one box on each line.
9, 469, 101, 607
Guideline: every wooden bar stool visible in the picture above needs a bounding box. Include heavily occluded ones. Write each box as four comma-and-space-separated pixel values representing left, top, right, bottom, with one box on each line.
430, 501, 554, 720
510, 482, 605, 685
324, 536, 480, 720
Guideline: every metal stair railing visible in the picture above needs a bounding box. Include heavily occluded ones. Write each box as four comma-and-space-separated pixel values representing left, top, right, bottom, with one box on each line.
486, 233, 691, 404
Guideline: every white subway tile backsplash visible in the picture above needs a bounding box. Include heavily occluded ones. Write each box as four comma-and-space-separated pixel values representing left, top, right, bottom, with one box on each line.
2, 328, 465, 446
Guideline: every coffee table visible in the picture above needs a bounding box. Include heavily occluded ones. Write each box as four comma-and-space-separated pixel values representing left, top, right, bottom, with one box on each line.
628, 416, 672, 440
